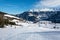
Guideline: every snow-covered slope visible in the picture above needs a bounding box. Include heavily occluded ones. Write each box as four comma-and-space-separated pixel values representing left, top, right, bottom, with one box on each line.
4, 14, 20, 19
0, 25, 60, 40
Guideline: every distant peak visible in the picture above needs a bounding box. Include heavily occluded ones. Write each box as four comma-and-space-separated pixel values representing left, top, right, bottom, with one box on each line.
40, 8, 54, 11
29, 8, 54, 12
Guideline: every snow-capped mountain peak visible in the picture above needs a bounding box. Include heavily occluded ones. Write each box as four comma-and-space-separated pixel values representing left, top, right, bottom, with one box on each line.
29, 8, 54, 12
29, 9, 39, 12
40, 8, 54, 11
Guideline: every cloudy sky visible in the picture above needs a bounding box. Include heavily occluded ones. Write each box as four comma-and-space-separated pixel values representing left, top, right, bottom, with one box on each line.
34, 0, 60, 9
0, 0, 60, 14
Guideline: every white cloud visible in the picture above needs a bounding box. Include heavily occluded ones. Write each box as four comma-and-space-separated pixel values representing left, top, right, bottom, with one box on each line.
34, 0, 60, 8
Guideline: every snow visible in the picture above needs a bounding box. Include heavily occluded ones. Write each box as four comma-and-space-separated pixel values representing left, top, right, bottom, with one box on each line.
33, 9, 40, 12
29, 9, 33, 12
40, 8, 54, 11
0, 23, 60, 40
4, 14, 20, 19
29, 8, 54, 12
29, 9, 40, 12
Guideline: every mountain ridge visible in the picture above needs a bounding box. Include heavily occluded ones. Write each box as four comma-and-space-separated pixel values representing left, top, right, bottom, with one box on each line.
16, 10, 60, 23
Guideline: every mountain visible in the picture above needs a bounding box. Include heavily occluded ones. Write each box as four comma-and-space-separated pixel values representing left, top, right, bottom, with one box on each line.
16, 9, 60, 23
29, 8, 54, 12
48, 11, 60, 23
0, 11, 24, 28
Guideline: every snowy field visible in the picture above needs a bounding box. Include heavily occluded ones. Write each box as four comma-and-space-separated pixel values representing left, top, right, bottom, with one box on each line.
0, 26, 60, 40
0, 23, 60, 40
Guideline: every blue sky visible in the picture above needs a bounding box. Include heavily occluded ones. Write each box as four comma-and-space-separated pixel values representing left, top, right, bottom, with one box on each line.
0, 0, 60, 14
0, 0, 39, 14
